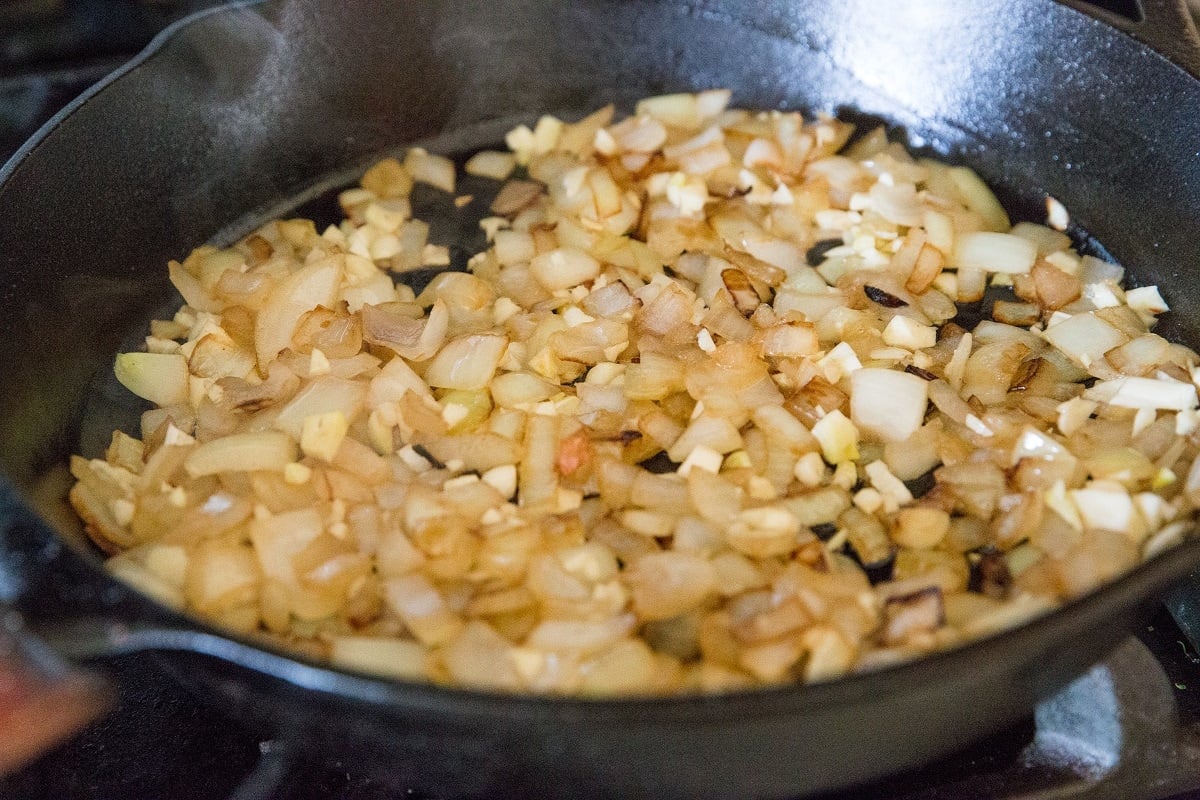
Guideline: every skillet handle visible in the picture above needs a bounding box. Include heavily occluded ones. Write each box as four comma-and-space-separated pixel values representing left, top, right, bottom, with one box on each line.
0, 610, 111, 774
1065, 0, 1200, 76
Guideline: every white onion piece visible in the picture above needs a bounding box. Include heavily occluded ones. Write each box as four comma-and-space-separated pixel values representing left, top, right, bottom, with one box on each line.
464, 150, 517, 181
168, 261, 224, 313
635, 93, 700, 128
329, 636, 427, 680
851, 368, 929, 443
1010, 222, 1071, 256
404, 148, 455, 193
441, 622, 521, 689
255, 256, 342, 367
1079, 255, 1125, 286
184, 431, 297, 477
948, 166, 1010, 231
953, 232, 1037, 274
425, 333, 508, 390
273, 375, 368, 440
493, 230, 536, 266
868, 182, 922, 226
384, 574, 463, 647
367, 355, 435, 407
114, 352, 189, 407
525, 614, 636, 654
530, 248, 601, 291
627, 552, 718, 621
489, 371, 560, 407
1042, 312, 1129, 369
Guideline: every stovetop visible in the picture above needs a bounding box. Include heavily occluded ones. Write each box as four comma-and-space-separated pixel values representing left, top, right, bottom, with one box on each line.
1, 2, 1200, 798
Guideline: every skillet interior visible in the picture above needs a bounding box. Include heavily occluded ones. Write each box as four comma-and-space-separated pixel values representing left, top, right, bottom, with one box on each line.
1, 1, 1200, 797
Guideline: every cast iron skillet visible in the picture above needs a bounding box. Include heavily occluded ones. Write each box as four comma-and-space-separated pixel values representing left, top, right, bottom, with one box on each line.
2, 1, 1200, 797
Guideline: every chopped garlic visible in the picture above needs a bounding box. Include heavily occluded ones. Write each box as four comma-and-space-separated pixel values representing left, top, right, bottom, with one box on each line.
492, 296, 521, 325
168, 486, 187, 508
308, 348, 331, 376
1056, 397, 1098, 437
911, 350, 934, 370
817, 342, 863, 383
443, 473, 481, 491
532, 115, 563, 153
665, 172, 709, 217
814, 209, 862, 230
678, 444, 723, 477
831, 461, 858, 490
1125, 286, 1168, 317
852, 487, 883, 514
723, 450, 753, 470
301, 411, 349, 462
793, 452, 826, 487
1152, 468, 1178, 491
812, 409, 859, 464
397, 444, 431, 473
441, 402, 470, 428
864, 460, 913, 512
109, 498, 135, 527
284, 462, 312, 485
481, 464, 517, 498
163, 423, 196, 447
882, 316, 937, 350
422, 244, 451, 267
1081, 281, 1122, 309
505, 124, 536, 165
532, 400, 559, 416
145, 336, 180, 355
1046, 196, 1070, 231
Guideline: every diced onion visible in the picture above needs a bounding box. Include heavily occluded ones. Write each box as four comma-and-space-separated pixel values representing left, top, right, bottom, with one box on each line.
73, 90, 1200, 698
953, 232, 1037, 274
851, 368, 929, 443
185, 431, 297, 477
